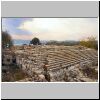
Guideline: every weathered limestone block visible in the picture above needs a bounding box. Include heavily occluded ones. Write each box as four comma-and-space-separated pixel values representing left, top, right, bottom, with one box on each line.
22, 64, 26, 70
27, 70, 33, 76
48, 68, 65, 81
38, 74, 47, 82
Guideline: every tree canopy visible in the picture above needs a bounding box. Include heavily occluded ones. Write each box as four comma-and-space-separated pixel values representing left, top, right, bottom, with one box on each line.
2, 31, 13, 49
30, 37, 41, 45
80, 37, 98, 50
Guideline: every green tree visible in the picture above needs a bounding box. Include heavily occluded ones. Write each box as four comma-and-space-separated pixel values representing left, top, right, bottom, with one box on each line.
2, 31, 13, 49
30, 37, 41, 45
80, 37, 98, 50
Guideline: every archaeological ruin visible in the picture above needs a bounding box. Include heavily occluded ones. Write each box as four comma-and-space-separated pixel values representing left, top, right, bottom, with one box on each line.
2, 45, 98, 82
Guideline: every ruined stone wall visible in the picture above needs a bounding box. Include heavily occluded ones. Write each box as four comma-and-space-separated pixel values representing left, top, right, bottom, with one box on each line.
2, 45, 98, 82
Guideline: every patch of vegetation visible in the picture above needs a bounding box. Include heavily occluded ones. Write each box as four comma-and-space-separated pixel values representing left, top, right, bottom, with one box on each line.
81, 66, 98, 79
30, 37, 41, 45
2, 65, 30, 82
2, 31, 13, 49
46, 40, 79, 46
13, 70, 28, 81
80, 37, 98, 50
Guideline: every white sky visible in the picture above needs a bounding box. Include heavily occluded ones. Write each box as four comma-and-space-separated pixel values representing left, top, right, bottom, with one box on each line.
18, 18, 98, 41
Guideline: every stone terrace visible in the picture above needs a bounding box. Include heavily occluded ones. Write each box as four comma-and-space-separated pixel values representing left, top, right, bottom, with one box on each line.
2, 45, 98, 82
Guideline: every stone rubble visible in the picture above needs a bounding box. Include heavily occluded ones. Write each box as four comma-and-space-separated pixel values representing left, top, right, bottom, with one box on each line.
2, 45, 98, 82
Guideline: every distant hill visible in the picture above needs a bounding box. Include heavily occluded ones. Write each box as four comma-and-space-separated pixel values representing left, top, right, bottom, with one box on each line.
46, 40, 80, 46
13, 39, 48, 45
13, 39, 80, 46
